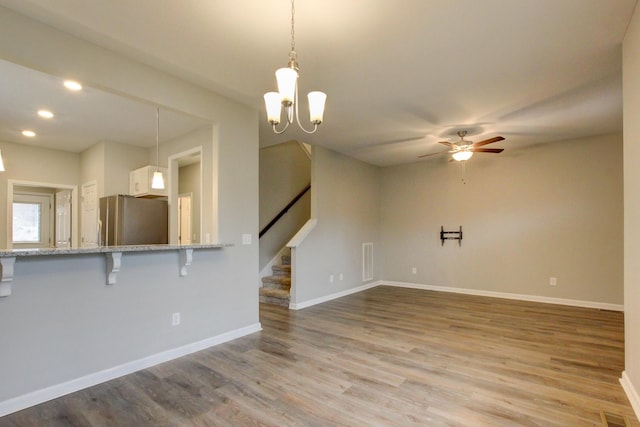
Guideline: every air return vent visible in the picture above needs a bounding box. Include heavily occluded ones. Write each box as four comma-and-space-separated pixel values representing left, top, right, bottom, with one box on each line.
362, 242, 373, 282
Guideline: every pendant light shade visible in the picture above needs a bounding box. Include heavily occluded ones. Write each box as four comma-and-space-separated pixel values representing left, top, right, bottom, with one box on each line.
151, 171, 165, 189
151, 107, 165, 190
0, 149, 5, 172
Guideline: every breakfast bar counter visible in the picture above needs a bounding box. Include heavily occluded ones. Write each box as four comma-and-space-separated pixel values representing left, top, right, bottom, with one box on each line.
0, 243, 234, 297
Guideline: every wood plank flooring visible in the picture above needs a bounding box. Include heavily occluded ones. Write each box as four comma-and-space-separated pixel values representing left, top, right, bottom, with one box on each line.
1, 286, 637, 426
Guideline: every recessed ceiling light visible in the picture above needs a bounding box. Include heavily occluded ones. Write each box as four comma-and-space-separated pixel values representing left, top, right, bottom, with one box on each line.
37, 109, 54, 119
22, 130, 36, 138
63, 80, 82, 91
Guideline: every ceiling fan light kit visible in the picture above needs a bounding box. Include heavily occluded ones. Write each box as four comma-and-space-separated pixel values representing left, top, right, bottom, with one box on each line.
264, 0, 326, 135
452, 150, 473, 161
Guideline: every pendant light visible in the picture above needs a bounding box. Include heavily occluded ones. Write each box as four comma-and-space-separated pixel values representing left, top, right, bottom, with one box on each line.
0, 150, 5, 172
151, 107, 165, 190
264, 0, 326, 134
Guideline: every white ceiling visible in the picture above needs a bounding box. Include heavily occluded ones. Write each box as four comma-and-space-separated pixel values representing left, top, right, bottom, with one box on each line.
0, 0, 635, 166
0, 60, 211, 152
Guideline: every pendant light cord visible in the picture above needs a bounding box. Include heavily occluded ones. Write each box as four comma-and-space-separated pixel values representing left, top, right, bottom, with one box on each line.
156, 107, 160, 171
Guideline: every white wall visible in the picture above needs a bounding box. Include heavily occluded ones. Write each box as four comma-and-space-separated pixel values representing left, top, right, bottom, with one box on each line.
380, 133, 623, 305
292, 146, 379, 306
0, 6, 259, 411
623, 3, 640, 415
259, 141, 310, 270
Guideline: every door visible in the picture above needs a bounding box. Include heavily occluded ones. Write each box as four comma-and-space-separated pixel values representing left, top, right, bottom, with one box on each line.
12, 193, 53, 249
81, 181, 98, 247
55, 190, 72, 248
178, 194, 192, 245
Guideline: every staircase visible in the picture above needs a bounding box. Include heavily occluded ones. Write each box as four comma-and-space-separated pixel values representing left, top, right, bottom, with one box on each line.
259, 254, 291, 307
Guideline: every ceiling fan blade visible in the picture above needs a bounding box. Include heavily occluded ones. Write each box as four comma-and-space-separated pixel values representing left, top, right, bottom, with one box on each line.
471, 148, 504, 153
418, 151, 448, 158
472, 136, 505, 148
438, 141, 456, 148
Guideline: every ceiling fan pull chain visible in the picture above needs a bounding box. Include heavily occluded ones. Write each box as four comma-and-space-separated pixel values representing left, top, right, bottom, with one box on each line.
461, 161, 467, 184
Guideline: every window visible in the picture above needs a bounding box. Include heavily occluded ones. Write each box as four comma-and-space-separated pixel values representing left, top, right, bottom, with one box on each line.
13, 202, 41, 243
12, 193, 52, 248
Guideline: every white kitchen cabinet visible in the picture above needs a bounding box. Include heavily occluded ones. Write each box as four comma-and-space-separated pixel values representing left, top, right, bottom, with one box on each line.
129, 165, 168, 197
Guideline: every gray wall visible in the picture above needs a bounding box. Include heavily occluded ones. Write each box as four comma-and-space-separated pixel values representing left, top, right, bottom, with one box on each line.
623, 4, 640, 408
259, 141, 310, 270
0, 6, 259, 408
293, 146, 379, 305
380, 133, 623, 304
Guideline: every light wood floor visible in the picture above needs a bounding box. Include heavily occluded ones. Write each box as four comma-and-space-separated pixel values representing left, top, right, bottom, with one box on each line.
1, 286, 637, 426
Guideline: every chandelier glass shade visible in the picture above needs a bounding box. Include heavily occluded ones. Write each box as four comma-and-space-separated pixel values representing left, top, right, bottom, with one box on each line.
264, 0, 326, 134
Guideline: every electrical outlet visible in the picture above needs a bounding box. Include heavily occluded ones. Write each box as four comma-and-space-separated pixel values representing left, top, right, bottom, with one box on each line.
339, 273, 344, 281
242, 234, 252, 245
550, 277, 557, 286
329, 274, 334, 283
412, 267, 417, 274
172, 312, 181, 326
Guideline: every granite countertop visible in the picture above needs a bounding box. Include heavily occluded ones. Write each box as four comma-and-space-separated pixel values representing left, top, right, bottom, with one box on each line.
0, 243, 233, 257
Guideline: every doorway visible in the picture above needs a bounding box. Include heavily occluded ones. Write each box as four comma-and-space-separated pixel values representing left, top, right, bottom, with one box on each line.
81, 181, 98, 247
7, 180, 78, 249
168, 147, 202, 245
178, 193, 192, 244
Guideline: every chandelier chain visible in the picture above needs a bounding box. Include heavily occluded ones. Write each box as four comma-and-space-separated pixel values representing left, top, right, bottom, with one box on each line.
290, 0, 295, 51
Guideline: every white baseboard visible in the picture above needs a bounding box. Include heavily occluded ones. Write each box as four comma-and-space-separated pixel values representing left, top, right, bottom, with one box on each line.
0, 323, 262, 417
290, 282, 379, 310
621, 371, 640, 420
381, 281, 624, 311
291, 280, 623, 312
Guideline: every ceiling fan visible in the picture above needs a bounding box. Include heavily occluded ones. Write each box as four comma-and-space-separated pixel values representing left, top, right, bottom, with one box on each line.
419, 131, 506, 161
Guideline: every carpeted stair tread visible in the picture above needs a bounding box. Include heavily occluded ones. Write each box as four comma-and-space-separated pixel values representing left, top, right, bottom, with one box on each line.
259, 287, 290, 298
271, 264, 291, 276
259, 295, 290, 307
260, 253, 292, 308
261, 275, 291, 289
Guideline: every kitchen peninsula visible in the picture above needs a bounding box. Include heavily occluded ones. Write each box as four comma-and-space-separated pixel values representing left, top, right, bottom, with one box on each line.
0, 243, 233, 297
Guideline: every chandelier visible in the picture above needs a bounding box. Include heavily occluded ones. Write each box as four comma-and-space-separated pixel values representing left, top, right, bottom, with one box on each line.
263, 0, 326, 134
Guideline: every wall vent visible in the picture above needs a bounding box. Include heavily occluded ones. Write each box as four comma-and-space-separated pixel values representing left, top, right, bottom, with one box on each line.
362, 242, 374, 282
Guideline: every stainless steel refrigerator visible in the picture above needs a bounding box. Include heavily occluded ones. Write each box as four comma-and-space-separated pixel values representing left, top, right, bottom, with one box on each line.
99, 195, 168, 246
